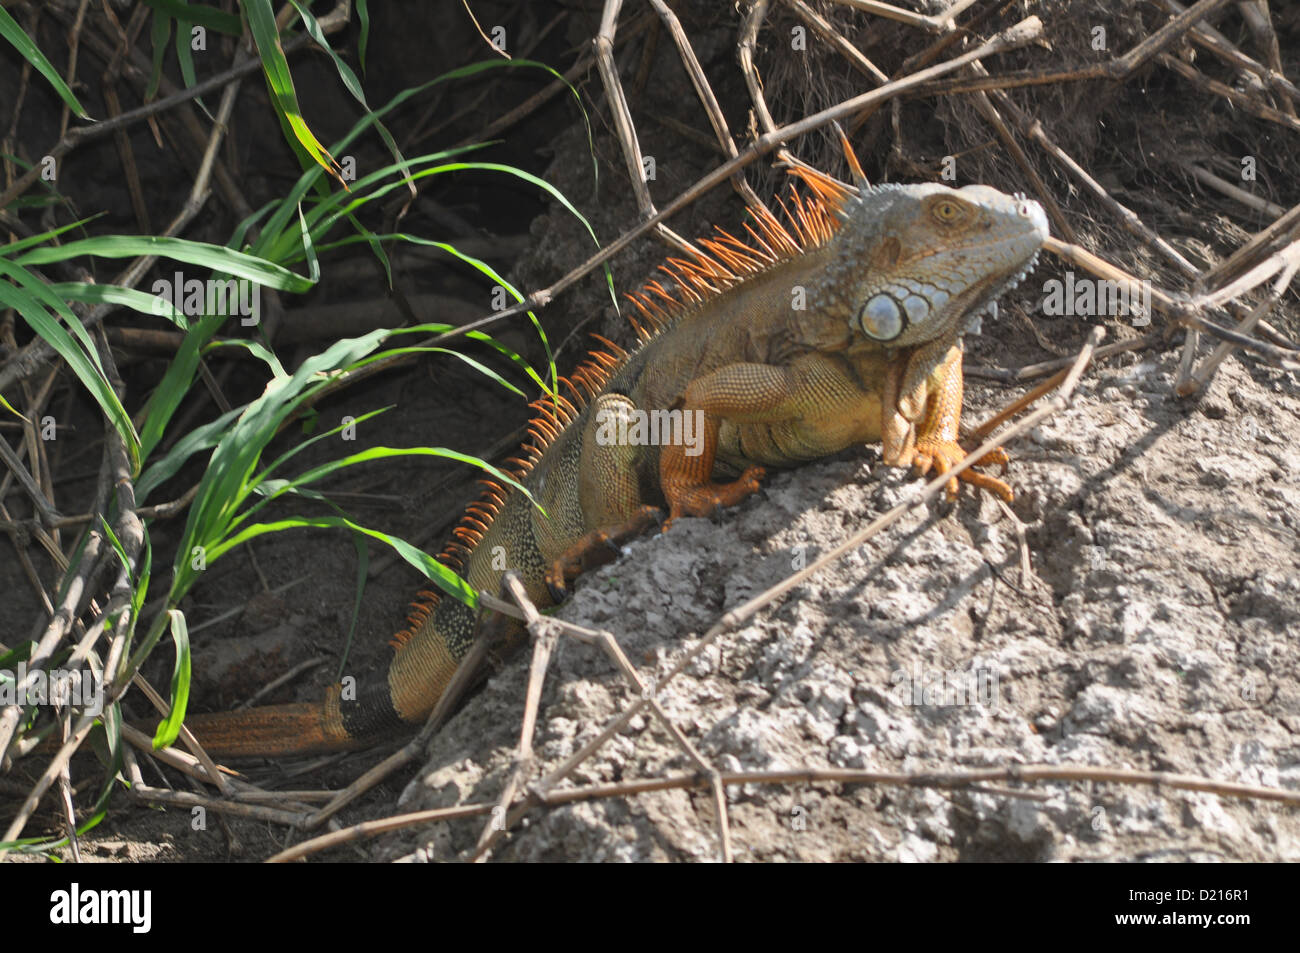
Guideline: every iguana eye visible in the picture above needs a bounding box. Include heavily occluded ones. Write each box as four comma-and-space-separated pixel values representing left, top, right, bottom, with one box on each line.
932, 200, 963, 223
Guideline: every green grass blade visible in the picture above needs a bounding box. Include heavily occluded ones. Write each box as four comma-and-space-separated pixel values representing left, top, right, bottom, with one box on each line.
0, 267, 140, 470
0, 214, 103, 255
286, 0, 409, 192
169, 328, 394, 600
246, 406, 391, 494
17, 235, 315, 293
287, 0, 364, 104
210, 516, 477, 607
233, 444, 534, 537
137, 310, 227, 465
250, 59, 562, 256
0, 260, 105, 368
0, 6, 90, 119
243, 0, 342, 182
340, 321, 551, 398
146, 9, 171, 100
295, 204, 321, 285
141, 0, 241, 35
131, 533, 154, 632
414, 348, 527, 398
206, 337, 287, 378
282, 446, 532, 503
136, 404, 241, 503
373, 233, 554, 390
151, 610, 191, 749
356, 0, 371, 71
0, 152, 68, 212
0, 390, 25, 421
229, 199, 279, 251
99, 515, 132, 581
173, 0, 196, 91
260, 144, 494, 262
48, 282, 189, 329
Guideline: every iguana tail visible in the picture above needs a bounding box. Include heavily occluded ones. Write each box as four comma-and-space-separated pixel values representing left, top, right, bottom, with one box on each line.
183, 591, 484, 757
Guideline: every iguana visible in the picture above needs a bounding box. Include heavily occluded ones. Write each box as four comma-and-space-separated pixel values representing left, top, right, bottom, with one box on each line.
182, 144, 1049, 757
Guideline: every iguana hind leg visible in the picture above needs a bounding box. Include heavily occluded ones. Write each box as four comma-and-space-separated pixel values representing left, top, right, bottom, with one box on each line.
540, 394, 665, 600
659, 414, 765, 527
545, 505, 662, 600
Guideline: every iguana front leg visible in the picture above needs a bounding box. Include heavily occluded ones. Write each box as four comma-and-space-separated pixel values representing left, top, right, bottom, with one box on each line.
882, 340, 1012, 502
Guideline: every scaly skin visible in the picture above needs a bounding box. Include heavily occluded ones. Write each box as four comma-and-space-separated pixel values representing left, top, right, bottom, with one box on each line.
183, 172, 1048, 757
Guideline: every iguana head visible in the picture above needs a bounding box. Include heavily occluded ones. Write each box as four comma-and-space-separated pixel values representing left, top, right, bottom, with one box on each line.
812, 182, 1048, 349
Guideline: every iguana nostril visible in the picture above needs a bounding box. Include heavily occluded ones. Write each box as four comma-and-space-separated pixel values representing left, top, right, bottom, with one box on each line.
1020, 200, 1050, 238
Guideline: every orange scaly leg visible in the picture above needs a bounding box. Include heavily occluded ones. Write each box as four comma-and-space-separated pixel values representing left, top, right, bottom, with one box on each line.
660, 360, 840, 526
661, 354, 886, 525
888, 341, 1013, 502
545, 505, 663, 601
659, 413, 765, 528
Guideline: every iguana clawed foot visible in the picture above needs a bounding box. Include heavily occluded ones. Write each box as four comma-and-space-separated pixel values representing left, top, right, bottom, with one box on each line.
545, 505, 664, 602
910, 438, 1013, 503
662, 465, 766, 530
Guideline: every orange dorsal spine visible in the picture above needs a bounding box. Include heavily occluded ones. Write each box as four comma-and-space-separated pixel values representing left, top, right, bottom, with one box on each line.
389, 162, 857, 645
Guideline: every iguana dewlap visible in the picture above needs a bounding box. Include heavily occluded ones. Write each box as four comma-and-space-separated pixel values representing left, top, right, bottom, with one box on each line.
182, 159, 1048, 757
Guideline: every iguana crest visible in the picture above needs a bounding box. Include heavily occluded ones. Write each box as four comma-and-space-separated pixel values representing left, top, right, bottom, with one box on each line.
394, 163, 856, 646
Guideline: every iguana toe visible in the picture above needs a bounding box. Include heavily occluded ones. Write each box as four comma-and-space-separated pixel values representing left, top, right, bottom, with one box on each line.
663, 466, 766, 530
912, 439, 1013, 503
545, 569, 570, 604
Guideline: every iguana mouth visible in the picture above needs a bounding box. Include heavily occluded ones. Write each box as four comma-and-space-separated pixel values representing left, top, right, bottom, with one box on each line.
967, 247, 1044, 320
856, 243, 1045, 344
